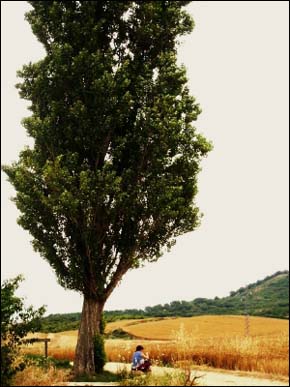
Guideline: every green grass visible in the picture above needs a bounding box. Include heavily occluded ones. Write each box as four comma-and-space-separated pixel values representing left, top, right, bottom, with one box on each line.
119, 371, 198, 386
74, 370, 124, 383
24, 354, 72, 369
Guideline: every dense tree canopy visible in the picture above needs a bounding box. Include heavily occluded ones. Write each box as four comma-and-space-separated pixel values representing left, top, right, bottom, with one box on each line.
3, 1, 212, 375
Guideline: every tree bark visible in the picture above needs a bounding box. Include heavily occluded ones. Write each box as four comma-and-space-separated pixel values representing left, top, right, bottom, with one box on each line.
73, 296, 104, 376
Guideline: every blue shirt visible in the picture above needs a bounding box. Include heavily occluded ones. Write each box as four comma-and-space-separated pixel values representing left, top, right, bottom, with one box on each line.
132, 351, 143, 368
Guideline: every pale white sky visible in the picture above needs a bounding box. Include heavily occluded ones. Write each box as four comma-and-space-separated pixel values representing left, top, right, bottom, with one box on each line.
1, 1, 289, 314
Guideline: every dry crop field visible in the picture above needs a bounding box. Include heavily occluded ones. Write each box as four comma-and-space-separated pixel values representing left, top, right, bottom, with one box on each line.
22, 315, 289, 377
107, 315, 288, 340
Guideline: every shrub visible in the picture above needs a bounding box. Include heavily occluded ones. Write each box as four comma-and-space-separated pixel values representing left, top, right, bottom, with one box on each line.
93, 333, 106, 373
1, 275, 45, 386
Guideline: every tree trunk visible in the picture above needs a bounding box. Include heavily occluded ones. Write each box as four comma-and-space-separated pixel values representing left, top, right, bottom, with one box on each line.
73, 296, 104, 376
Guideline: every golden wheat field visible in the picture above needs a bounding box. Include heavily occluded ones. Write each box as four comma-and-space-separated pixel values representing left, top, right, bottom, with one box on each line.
22, 315, 289, 377
106, 315, 289, 340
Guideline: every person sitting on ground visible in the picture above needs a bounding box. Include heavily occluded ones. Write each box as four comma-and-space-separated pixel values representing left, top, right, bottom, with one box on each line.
131, 345, 151, 373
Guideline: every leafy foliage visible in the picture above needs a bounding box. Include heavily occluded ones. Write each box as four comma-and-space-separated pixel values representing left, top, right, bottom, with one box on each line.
2, 1, 211, 303
1, 276, 45, 386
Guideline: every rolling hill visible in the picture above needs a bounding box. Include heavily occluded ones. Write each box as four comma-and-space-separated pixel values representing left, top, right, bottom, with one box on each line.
142, 270, 289, 319
40, 270, 289, 332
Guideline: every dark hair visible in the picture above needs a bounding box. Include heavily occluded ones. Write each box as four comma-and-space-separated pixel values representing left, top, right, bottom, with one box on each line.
136, 345, 144, 351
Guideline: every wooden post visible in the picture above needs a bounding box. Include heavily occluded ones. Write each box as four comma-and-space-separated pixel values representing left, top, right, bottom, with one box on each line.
23, 337, 51, 357
44, 339, 49, 358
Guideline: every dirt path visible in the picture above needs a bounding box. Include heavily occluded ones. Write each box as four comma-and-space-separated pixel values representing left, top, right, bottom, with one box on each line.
53, 363, 288, 386
55, 383, 118, 386
104, 362, 289, 386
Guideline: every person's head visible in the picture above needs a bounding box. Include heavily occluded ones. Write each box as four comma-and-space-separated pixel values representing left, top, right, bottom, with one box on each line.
136, 345, 144, 352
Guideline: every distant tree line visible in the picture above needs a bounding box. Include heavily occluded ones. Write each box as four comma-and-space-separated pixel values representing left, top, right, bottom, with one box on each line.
39, 271, 289, 332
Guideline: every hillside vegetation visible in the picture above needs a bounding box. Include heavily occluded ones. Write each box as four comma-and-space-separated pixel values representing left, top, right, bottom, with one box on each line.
40, 271, 289, 332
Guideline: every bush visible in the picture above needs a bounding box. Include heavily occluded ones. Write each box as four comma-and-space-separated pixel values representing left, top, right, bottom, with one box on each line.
1, 275, 45, 386
105, 328, 134, 339
93, 333, 106, 373
1, 345, 26, 386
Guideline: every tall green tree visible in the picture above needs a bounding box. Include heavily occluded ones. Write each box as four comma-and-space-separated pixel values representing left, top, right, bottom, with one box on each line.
3, 1, 212, 375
